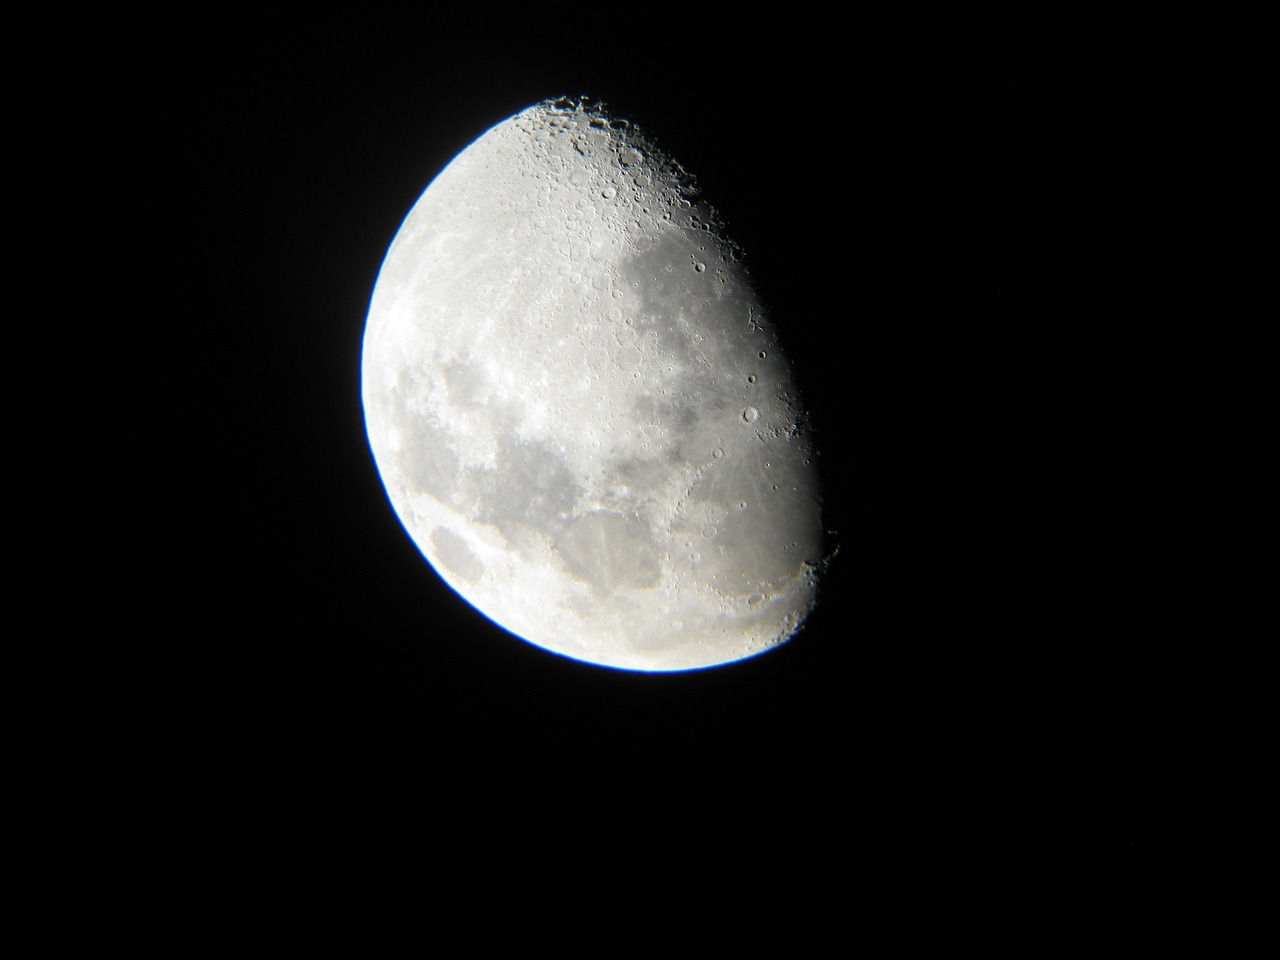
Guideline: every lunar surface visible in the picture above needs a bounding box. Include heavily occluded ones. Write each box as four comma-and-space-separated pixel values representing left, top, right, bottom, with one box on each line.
362, 97, 825, 671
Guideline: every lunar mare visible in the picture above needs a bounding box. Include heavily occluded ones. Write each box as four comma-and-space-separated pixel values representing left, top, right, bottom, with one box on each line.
362, 97, 824, 671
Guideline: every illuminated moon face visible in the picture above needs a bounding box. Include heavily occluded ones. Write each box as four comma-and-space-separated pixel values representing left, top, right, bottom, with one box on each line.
362, 97, 824, 671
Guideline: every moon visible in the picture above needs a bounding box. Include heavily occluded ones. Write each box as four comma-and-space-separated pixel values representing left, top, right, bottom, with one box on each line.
362, 97, 825, 671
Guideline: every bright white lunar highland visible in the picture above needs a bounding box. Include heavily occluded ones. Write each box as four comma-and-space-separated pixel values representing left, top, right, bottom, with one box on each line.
363, 97, 824, 671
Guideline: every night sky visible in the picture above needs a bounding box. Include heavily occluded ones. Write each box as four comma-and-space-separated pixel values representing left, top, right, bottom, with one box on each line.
79, 18, 1157, 873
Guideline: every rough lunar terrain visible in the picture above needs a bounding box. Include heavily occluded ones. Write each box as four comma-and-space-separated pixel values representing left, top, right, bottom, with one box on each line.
363, 97, 824, 671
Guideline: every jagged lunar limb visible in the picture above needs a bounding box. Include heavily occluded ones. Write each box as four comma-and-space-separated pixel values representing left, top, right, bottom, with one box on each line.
362, 98, 824, 671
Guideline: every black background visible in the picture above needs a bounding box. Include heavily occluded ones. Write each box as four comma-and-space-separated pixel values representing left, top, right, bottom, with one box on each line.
73, 17, 1156, 874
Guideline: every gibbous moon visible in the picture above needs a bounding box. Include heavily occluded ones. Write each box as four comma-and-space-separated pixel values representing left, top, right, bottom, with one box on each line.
363, 97, 825, 671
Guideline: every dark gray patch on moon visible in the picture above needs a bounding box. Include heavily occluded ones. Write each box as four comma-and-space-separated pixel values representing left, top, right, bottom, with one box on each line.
618, 232, 707, 357
613, 452, 681, 492
430, 527, 484, 584
395, 407, 459, 503
556, 510, 661, 592
687, 438, 822, 593
467, 437, 581, 541
441, 358, 492, 408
